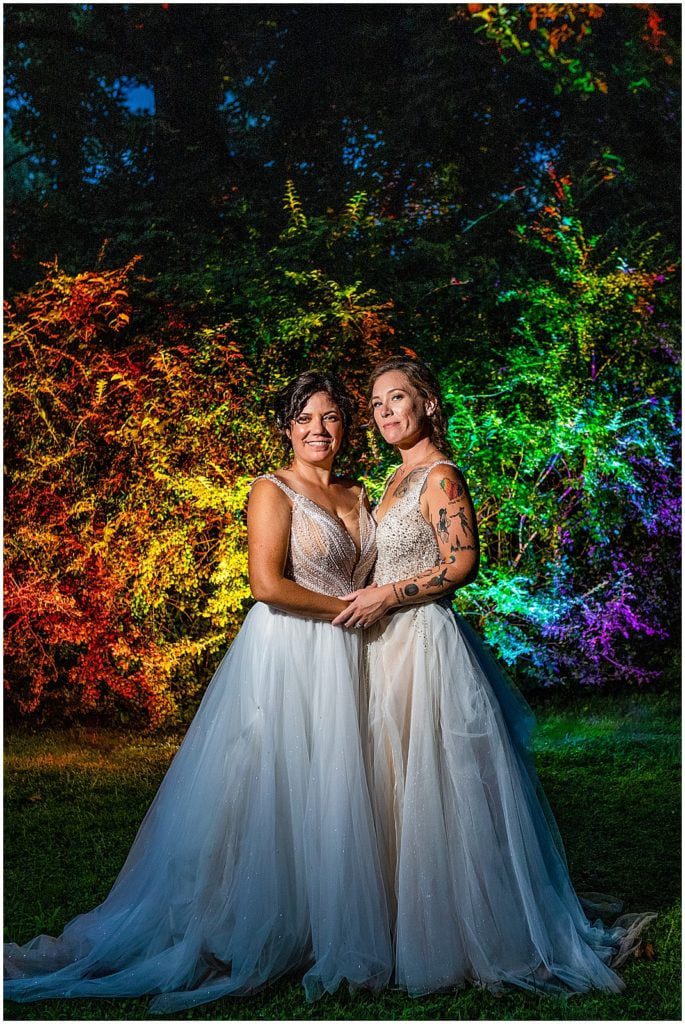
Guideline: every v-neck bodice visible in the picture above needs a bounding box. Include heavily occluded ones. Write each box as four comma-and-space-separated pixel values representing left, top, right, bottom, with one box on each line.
255, 474, 377, 596
372, 460, 456, 586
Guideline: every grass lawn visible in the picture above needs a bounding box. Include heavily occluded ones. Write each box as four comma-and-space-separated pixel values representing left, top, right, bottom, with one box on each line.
4, 691, 680, 1021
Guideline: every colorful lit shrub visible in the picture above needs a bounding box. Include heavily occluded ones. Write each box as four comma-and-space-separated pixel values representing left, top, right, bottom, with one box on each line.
442, 168, 680, 686
4, 243, 395, 726
4, 176, 679, 726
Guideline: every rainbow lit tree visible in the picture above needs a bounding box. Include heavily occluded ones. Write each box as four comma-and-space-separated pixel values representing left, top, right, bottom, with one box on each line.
443, 168, 679, 688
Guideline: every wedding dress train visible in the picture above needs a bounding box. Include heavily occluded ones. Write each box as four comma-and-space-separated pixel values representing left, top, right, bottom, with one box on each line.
5, 475, 392, 1012
365, 459, 655, 996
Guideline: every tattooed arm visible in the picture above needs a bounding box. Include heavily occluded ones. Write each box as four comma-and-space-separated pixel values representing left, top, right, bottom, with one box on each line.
248, 478, 349, 621
333, 466, 479, 628
396, 464, 479, 602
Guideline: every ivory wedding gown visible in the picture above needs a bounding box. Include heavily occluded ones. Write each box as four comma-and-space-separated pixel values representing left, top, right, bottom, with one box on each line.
365, 459, 655, 996
4, 474, 392, 1013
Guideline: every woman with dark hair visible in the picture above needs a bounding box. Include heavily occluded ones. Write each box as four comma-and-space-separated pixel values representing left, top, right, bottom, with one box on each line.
5, 371, 392, 1012
334, 355, 654, 997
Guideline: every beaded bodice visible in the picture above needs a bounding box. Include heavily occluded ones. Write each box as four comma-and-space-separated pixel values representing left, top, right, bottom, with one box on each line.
372, 460, 457, 587
255, 475, 377, 597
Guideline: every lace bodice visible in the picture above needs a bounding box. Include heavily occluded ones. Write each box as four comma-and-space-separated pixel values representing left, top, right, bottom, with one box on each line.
372, 460, 456, 587
254, 475, 377, 597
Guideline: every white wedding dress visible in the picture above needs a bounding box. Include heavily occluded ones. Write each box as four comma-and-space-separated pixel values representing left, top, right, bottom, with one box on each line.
365, 459, 655, 996
4, 474, 392, 1013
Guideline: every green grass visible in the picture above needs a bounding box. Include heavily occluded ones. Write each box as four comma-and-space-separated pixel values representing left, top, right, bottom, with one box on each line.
4, 692, 680, 1020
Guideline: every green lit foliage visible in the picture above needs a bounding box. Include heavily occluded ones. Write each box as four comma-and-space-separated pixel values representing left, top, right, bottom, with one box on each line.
282, 179, 309, 235
440, 169, 679, 686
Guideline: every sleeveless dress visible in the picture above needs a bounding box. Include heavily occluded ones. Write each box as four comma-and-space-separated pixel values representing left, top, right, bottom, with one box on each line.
365, 459, 655, 996
4, 475, 392, 1013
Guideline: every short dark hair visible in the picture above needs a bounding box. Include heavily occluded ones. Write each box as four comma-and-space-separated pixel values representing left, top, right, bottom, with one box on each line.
368, 355, 451, 454
274, 371, 354, 456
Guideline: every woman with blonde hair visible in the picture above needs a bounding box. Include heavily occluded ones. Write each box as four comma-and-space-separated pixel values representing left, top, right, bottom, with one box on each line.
335, 354, 654, 997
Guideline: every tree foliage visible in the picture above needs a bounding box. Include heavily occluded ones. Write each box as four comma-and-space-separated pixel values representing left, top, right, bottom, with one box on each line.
3, 5, 680, 725
443, 167, 679, 685
4, 213, 396, 725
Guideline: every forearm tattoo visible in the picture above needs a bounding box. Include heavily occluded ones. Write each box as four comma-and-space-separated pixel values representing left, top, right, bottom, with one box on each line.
426, 567, 449, 589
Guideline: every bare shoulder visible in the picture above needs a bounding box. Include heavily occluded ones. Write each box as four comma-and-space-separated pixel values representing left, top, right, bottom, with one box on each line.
425, 462, 471, 500
248, 476, 292, 514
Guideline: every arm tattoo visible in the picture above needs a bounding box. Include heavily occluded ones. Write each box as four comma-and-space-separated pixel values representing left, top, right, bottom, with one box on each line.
439, 476, 464, 502
450, 506, 474, 537
388, 499, 479, 606
425, 568, 449, 589
437, 508, 450, 542
392, 581, 419, 605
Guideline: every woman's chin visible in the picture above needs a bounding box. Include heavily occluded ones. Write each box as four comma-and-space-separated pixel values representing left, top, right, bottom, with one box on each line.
298, 446, 337, 465
381, 426, 402, 442
383, 428, 410, 445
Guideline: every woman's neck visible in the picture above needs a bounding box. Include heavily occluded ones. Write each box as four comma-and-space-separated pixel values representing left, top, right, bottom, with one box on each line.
287, 457, 335, 489
395, 435, 443, 471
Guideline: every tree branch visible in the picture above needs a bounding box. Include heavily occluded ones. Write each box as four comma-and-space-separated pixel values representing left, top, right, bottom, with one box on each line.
5, 150, 36, 171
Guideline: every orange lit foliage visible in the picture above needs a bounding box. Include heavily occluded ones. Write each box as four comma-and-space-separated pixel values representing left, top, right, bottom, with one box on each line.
462, 4, 675, 93
5, 257, 393, 726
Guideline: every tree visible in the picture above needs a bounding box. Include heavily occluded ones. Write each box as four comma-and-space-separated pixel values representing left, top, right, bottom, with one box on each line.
3, 6, 680, 724
5, 5, 679, 294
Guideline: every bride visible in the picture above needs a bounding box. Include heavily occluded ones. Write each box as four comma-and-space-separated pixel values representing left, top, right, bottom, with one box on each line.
334, 354, 655, 996
4, 370, 392, 1013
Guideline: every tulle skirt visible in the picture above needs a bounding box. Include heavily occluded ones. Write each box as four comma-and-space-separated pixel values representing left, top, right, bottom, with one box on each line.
365, 602, 656, 996
4, 603, 392, 1013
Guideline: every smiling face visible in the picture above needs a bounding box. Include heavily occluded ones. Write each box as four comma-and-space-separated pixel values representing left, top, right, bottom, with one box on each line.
286, 390, 345, 466
371, 370, 434, 447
